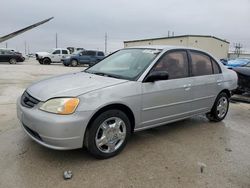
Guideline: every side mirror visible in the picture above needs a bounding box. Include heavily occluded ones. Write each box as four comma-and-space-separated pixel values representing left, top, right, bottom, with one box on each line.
145, 71, 169, 82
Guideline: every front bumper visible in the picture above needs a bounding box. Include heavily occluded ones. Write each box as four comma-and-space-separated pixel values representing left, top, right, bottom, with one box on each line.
16, 97, 92, 150
62, 59, 71, 65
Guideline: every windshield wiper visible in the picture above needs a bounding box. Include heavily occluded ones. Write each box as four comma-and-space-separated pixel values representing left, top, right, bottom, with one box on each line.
89, 71, 123, 79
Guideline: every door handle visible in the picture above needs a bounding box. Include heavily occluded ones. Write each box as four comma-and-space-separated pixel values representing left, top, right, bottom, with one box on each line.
183, 84, 191, 87
217, 80, 222, 85
183, 84, 191, 91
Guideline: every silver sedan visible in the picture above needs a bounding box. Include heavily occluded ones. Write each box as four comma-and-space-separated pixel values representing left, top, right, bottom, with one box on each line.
17, 46, 237, 159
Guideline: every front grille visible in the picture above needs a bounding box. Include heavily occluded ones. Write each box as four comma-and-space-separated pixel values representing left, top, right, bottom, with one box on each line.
23, 124, 42, 141
21, 91, 40, 108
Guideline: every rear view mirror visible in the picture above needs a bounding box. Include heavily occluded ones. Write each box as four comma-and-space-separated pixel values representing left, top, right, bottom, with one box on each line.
145, 71, 169, 82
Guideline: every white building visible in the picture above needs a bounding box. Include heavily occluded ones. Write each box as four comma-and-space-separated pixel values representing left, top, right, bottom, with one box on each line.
124, 35, 229, 59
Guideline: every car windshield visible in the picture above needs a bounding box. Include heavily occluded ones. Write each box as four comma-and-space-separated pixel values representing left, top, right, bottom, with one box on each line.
228, 59, 249, 64
85, 48, 161, 80
48, 49, 56, 53
244, 62, 250, 67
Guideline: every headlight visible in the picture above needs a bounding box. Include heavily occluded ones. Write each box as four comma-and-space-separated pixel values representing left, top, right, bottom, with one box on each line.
40, 98, 80, 115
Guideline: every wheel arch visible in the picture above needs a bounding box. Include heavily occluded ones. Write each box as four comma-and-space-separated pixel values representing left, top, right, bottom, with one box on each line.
71, 58, 78, 62
43, 57, 51, 62
85, 103, 136, 135
219, 89, 231, 98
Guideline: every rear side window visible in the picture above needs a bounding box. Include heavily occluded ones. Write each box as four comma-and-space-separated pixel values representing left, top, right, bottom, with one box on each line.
211, 59, 221, 74
98, 52, 104, 56
153, 50, 189, 79
62, 50, 68, 54
190, 51, 213, 76
86, 51, 96, 56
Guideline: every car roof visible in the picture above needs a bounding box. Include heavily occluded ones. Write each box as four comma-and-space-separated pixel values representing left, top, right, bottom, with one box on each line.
126, 45, 218, 59
126, 45, 206, 51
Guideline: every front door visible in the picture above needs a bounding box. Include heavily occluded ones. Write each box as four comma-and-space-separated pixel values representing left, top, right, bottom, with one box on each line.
51, 49, 61, 62
140, 50, 193, 130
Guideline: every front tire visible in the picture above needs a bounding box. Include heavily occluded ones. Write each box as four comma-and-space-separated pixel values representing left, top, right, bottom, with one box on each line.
206, 92, 229, 122
43, 58, 51, 65
85, 110, 131, 159
71, 59, 78, 67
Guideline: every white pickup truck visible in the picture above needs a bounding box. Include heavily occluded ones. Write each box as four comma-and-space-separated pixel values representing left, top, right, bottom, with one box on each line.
35, 48, 70, 64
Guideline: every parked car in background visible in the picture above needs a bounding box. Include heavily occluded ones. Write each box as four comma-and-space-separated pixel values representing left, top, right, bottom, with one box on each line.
35, 48, 70, 64
67, 47, 85, 54
17, 46, 237, 159
0, 49, 25, 64
226, 58, 250, 68
62, 50, 105, 67
220, 58, 228, 65
232, 62, 250, 94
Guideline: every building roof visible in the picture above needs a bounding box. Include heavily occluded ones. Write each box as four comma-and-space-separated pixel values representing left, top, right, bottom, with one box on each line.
124, 35, 229, 44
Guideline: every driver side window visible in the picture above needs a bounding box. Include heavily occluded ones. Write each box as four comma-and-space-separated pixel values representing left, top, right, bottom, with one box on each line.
52, 50, 60, 54
152, 50, 189, 80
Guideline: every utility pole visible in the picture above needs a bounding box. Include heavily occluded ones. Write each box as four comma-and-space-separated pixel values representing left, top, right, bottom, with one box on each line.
56, 33, 58, 48
5, 42, 8, 48
24, 41, 27, 55
168, 31, 170, 37
234, 43, 243, 57
105, 32, 107, 54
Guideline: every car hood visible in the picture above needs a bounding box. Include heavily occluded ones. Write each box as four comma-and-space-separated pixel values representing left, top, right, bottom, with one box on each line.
233, 67, 250, 76
36, 52, 50, 57
27, 72, 129, 101
62, 54, 78, 60
227, 60, 249, 67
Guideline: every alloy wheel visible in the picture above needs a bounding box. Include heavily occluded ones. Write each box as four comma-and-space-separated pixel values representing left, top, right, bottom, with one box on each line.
95, 117, 126, 153
216, 96, 228, 118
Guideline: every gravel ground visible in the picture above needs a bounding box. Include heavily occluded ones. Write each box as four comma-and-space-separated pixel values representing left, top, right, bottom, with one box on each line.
0, 59, 250, 188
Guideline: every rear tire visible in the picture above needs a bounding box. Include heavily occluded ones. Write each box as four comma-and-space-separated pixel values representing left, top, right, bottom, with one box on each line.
9, 58, 17, 64
85, 109, 131, 159
206, 92, 229, 122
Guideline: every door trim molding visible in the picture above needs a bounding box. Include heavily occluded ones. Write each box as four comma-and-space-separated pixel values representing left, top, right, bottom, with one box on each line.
142, 95, 215, 111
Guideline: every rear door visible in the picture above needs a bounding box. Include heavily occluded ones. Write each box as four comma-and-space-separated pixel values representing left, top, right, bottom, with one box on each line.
97, 51, 105, 61
188, 50, 222, 113
140, 50, 193, 129
0, 50, 12, 62
0, 50, 7, 62
61, 50, 69, 59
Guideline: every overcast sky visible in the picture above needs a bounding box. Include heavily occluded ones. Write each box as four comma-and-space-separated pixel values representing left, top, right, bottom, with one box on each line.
1, 0, 250, 53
